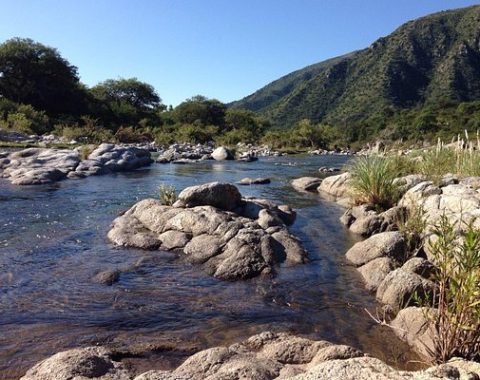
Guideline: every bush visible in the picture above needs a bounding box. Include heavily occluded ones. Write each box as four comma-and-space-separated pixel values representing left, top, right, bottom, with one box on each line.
348, 155, 400, 210
427, 216, 480, 363
158, 184, 177, 206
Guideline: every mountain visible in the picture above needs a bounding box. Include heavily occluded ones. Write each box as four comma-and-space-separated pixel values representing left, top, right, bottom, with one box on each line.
231, 5, 480, 129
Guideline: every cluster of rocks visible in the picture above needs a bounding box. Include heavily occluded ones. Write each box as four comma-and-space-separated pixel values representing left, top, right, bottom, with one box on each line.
156, 144, 260, 164
0, 129, 66, 145
156, 143, 214, 163
309, 148, 355, 156
291, 172, 352, 206
307, 171, 480, 361
0, 143, 153, 185
236, 142, 284, 157
108, 182, 306, 280
20, 331, 480, 380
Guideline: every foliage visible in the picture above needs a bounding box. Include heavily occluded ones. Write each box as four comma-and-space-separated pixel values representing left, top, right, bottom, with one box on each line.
427, 216, 480, 363
348, 155, 401, 210
158, 184, 177, 206
398, 203, 428, 256
54, 116, 114, 143
90, 77, 164, 129
0, 103, 49, 134
420, 135, 480, 183
0, 38, 86, 116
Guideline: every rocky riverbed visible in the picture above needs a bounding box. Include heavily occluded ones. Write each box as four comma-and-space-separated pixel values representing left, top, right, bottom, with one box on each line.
0, 143, 153, 185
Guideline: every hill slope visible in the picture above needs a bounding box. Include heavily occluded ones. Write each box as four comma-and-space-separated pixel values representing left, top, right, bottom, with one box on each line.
231, 5, 480, 129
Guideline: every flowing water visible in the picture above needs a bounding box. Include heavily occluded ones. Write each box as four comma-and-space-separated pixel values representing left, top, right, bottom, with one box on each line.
0, 155, 420, 379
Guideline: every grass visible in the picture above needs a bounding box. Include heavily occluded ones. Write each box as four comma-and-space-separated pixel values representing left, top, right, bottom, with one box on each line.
427, 215, 480, 363
158, 184, 177, 206
348, 155, 401, 210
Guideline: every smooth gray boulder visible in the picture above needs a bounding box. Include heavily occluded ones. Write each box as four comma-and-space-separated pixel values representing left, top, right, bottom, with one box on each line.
317, 172, 352, 204
345, 231, 407, 267
211, 146, 234, 160
391, 307, 437, 360
175, 182, 242, 211
291, 177, 322, 192
376, 269, 435, 312
20, 346, 131, 380
357, 257, 396, 291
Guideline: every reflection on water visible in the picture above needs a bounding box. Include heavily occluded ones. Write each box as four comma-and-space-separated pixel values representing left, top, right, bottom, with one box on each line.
0, 155, 420, 379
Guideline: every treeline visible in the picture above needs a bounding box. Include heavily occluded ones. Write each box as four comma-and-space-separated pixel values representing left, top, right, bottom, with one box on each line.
0, 38, 270, 146
2, 38, 479, 150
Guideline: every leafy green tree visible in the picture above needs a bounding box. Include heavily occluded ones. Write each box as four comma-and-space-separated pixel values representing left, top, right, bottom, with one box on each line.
173, 96, 226, 126
0, 38, 85, 115
90, 78, 163, 129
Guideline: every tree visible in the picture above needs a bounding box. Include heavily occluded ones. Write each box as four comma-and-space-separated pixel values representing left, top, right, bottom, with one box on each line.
173, 96, 226, 126
90, 78, 163, 129
0, 38, 85, 115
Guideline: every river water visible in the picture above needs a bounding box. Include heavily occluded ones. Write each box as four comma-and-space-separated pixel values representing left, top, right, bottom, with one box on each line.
0, 155, 419, 379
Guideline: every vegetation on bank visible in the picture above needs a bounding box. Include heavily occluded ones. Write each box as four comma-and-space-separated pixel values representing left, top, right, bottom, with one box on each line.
2, 35, 480, 150
348, 145, 480, 364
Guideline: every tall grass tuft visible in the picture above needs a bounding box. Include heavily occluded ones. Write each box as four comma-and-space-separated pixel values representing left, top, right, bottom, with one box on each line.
428, 215, 480, 363
158, 184, 177, 206
420, 131, 480, 183
348, 155, 401, 210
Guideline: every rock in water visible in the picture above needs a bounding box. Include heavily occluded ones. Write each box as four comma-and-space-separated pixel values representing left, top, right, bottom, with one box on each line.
291, 177, 322, 192
211, 146, 234, 160
175, 182, 242, 211
108, 182, 307, 280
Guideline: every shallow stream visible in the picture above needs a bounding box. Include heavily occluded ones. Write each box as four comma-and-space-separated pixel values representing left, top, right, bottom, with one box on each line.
0, 155, 419, 379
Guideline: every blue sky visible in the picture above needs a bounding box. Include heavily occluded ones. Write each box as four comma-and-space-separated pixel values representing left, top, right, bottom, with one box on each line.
0, 1, 478, 106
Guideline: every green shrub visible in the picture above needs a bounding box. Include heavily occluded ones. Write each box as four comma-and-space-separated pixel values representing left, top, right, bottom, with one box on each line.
348, 155, 401, 210
159, 184, 177, 206
427, 216, 480, 363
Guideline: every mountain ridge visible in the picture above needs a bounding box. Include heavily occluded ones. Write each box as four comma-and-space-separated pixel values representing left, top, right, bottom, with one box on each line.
231, 5, 480, 130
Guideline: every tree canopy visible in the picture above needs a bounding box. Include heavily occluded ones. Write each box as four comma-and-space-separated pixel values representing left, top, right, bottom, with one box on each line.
0, 38, 85, 115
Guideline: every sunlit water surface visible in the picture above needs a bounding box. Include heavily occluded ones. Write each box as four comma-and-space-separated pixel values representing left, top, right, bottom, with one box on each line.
0, 155, 420, 379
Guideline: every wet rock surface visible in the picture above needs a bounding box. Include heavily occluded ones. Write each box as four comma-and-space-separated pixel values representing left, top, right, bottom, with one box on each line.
20, 332, 480, 380
108, 182, 307, 280
291, 177, 322, 192
0, 143, 153, 185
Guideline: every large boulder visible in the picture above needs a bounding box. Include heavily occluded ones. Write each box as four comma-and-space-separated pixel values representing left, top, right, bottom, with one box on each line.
376, 269, 435, 312
108, 184, 306, 280
345, 231, 407, 267
391, 307, 437, 360
175, 182, 242, 211
20, 347, 131, 380
357, 257, 396, 291
211, 146, 234, 160
291, 177, 322, 192
317, 172, 352, 203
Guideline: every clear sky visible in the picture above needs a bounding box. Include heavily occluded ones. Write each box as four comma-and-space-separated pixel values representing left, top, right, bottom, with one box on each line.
0, 1, 478, 106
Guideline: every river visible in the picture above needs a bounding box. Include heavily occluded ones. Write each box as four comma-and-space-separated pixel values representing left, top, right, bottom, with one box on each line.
0, 155, 419, 379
